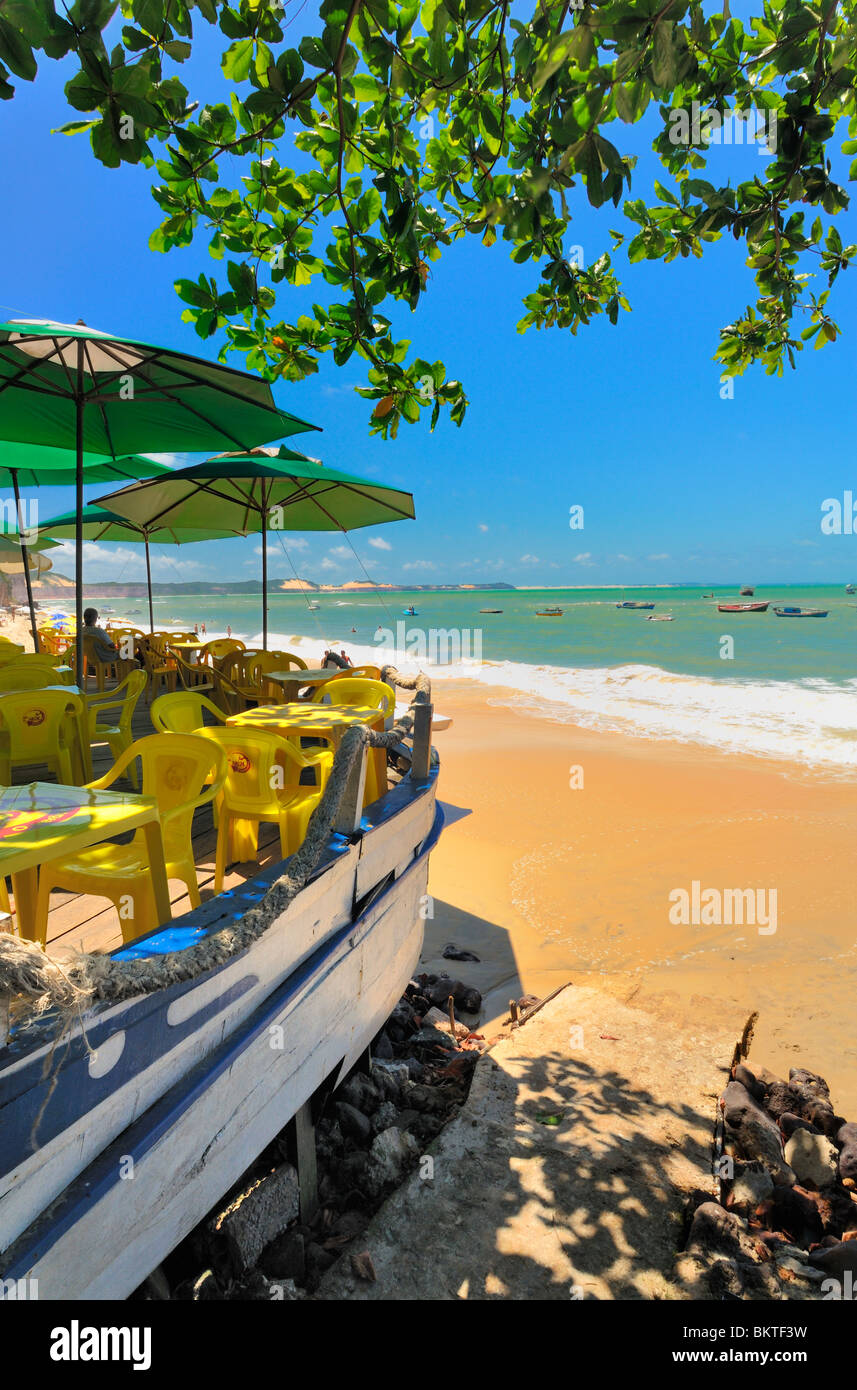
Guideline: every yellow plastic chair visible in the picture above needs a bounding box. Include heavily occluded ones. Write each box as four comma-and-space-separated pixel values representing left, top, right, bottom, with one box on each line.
0, 688, 85, 785
197, 725, 331, 891
328, 664, 382, 682
141, 645, 178, 702
204, 638, 245, 667
33, 733, 228, 947
169, 647, 215, 694
151, 690, 229, 735
0, 666, 56, 692
312, 677, 394, 802
86, 669, 147, 788
210, 665, 251, 716
0, 642, 26, 666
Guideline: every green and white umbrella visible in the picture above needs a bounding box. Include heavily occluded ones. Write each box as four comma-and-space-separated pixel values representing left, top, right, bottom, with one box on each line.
0, 444, 174, 646
34, 504, 236, 633
99, 446, 415, 647
0, 319, 319, 672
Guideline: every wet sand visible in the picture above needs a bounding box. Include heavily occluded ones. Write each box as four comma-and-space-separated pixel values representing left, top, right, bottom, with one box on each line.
424, 681, 857, 1115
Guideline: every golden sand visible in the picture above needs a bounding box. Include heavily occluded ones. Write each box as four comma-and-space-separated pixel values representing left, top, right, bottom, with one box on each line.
424, 680, 857, 1115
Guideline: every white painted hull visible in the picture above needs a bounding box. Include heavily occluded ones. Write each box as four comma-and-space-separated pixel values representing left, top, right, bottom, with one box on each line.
0, 770, 440, 1297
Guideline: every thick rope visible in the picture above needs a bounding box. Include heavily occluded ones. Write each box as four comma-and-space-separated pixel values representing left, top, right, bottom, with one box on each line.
0, 669, 431, 1037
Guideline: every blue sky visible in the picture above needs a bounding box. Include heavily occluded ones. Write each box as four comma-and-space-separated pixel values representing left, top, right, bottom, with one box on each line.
2, 14, 856, 589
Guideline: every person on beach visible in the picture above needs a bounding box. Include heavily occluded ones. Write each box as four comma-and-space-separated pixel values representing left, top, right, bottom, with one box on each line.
340, 649, 352, 666
227, 625, 232, 638
322, 648, 349, 669
82, 608, 120, 664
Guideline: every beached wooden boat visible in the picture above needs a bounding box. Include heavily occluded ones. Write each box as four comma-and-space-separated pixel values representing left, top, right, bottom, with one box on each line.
772, 606, 829, 618
717, 602, 769, 613
0, 716, 440, 1300
616, 601, 654, 610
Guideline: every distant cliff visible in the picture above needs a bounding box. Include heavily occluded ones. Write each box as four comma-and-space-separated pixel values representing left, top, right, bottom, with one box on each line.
24, 572, 516, 598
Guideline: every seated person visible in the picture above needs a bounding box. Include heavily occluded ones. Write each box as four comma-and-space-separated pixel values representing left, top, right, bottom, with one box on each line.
82, 607, 121, 664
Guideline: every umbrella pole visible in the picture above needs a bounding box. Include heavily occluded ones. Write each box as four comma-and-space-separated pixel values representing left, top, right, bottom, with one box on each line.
261, 519, 268, 650
10, 470, 39, 651
75, 345, 84, 687
145, 536, 154, 634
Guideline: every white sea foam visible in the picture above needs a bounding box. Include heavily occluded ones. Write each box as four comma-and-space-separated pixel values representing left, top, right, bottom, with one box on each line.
145, 620, 857, 774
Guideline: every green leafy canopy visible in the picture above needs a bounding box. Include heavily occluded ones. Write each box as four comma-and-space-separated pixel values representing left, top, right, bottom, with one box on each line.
5, 0, 856, 436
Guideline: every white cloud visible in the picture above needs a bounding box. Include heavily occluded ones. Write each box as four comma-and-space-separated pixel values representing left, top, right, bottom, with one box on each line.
573, 552, 594, 566
519, 554, 540, 564
329, 545, 351, 559
615, 553, 633, 562
320, 557, 339, 570
478, 523, 489, 533
368, 537, 392, 550
402, 560, 436, 571
647, 553, 670, 561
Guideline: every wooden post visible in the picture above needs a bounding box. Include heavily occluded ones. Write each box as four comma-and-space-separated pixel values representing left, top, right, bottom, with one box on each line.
333, 742, 367, 836
411, 700, 433, 782
0, 992, 9, 1048
293, 1100, 318, 1224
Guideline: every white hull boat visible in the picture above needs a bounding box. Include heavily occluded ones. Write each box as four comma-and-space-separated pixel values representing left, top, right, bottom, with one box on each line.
0, 737, 440, 1299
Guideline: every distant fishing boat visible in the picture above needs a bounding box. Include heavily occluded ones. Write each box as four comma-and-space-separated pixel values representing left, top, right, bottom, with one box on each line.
307, 601, 320, 611
740, 586, 755, 596
479, 608, 503, 614
717, 601, 769, 613
535, 606, 563, 617
702, 593, 714, 598
846, 584, 855, 595
616, 601, 655, 610
772, 606, 829, 618
647, 614, 674, 621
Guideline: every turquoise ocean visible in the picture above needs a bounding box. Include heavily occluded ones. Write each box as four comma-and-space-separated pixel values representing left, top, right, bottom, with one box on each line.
84, 584, 857, 774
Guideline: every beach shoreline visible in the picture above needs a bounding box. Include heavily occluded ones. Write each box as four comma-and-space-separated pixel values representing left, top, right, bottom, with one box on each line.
36, 603, 856, 1109
422, 679, 857, 1114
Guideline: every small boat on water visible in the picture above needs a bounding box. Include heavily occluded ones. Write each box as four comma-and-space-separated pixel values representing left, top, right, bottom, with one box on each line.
535, 606, 563, 616
846, 584, 855, 595
717, 601, 769, 613
307, 601, 320, 611
740, 586, 755, 596
773, 606, 829, 618
402, 606, 417, 616
479, 608, 503, 614
616, 601, 655, 610
647, 614, 674, 621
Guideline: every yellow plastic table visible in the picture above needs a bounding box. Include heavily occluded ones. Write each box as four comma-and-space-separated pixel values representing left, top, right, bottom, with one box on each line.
263, 668, 337, 701
227, 701, 387, 807
0, 782, 171, 944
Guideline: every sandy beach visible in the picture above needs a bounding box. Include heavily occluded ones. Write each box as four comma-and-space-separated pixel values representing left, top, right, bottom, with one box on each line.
423, 680, 857, 1115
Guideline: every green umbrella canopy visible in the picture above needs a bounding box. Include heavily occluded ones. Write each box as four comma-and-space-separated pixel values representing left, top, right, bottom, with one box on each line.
98, 447, 416, 533
0, 320, 318, 455
0, 318, 319, 669
30, 505, 239, 633
0, 443, 176, 488
98, 446, 415, 647
33, 504, 237, 546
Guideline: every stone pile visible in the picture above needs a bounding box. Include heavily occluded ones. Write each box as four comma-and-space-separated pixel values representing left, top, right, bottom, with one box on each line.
679, 1060, 857, 1300
140, 974, 488, 1301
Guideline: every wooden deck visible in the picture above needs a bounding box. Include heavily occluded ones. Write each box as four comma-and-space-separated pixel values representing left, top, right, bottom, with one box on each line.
9, 685, 287, 958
